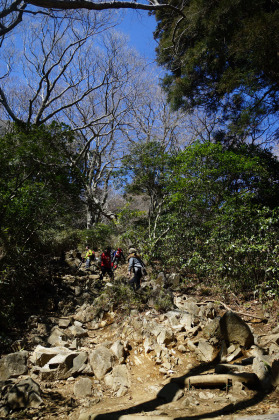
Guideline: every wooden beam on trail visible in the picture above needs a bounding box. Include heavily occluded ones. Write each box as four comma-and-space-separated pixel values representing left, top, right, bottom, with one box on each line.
174, 372, 259, 390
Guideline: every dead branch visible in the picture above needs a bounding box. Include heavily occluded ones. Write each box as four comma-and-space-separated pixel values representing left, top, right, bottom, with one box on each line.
197, 300, 266, 321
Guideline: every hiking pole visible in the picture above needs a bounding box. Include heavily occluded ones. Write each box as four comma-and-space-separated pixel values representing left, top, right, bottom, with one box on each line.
77, 258, 84, 270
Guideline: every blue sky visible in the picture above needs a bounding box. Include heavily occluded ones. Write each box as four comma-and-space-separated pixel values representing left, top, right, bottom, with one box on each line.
117, 10, 158, 61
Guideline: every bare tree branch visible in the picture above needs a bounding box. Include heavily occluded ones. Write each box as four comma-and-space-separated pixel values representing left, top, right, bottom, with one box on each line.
28, 0, 184, 15
0, 0, 185, 38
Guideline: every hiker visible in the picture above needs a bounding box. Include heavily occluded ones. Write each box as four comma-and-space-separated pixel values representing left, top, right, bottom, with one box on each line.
113, 247, 125, 270
127, 248, 146, 291
100, 246, 114, 281
85, 246, 95, 269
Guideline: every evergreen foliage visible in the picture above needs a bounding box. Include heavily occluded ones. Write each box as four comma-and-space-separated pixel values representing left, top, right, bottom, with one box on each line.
0, 123, 83, 329
161, 142, 279, 291
154, 0, 279, 120
119, 140, 279, 293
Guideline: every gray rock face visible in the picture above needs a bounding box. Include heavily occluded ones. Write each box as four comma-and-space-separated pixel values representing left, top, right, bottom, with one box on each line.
198, 340, 217, 363
110, 340, 125, 361
104, 365, 130, 391
71, 352, 88, 375
180, 312, 194, 330
74, 378, 92, 398
74, 304, 96, 323
30, 345, 89, 380
47, 326, 68, 346
0, 351, 28, 380
165, 311, 180, 327
30, 345, 75, 367
67, 324, 88, 338
202, 317, 221, 341
89, 346, 114, 379
220, 311, 254, 348
157, 328, 175, 345
252, 356, 273, 390
58, 318, 71, 328
183, 300, 200, 317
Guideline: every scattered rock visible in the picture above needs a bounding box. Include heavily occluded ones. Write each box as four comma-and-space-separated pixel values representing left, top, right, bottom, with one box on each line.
104, 365, 130, 391
74, 377, 92, 398
47, 326, 68, 346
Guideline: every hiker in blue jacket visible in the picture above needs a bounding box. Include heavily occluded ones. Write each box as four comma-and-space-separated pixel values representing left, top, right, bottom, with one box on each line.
127, 248, 146, 291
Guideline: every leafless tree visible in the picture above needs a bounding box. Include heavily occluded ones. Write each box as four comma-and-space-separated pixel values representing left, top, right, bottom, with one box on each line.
123, 80, 191, 150
0, 11, 117, 125
0, 14, 156, 226
63, 31, 150, 227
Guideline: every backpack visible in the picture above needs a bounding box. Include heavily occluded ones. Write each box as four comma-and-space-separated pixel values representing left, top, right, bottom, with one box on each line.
115, 248, 122, 258
137, 256, 147, 276
90, 251, 95, 260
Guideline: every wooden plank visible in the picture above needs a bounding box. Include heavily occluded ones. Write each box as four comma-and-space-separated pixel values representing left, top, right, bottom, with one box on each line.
183, 372, 259, 388
237, 414, 279, 420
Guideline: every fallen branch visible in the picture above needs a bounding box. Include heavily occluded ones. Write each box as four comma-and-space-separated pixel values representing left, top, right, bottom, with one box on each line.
197, 300, 266, 321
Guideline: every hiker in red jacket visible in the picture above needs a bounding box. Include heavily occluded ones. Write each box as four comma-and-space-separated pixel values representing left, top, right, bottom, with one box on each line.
100, 246, 114, 281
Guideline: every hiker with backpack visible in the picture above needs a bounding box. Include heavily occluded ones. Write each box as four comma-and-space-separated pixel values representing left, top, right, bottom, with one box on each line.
113, 247, 125, 270
85, 246, 95, 269
100, 246, 114, 282
127, 248, 146, 291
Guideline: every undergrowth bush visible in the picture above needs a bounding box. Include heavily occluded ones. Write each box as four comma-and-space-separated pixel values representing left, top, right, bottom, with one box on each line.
78, 224, 115, 250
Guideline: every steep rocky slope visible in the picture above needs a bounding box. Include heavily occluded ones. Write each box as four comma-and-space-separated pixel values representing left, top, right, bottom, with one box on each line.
1, 257, 279, 419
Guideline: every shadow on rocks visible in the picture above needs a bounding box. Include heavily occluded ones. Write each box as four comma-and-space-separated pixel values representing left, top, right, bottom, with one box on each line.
92, 355, 269, 420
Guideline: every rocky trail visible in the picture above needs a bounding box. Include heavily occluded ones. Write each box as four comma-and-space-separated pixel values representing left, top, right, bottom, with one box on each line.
1, 251, 279, 420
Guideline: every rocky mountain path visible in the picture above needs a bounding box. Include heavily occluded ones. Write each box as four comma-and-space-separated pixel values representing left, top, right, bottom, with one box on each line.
1, 256, 279, 420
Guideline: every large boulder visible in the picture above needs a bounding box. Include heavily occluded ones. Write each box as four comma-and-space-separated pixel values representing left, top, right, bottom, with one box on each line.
89, 346, 114, 379
30, 345, 88, 380
220, 311, 254, 348
0, 351, 28, 380
30, 345, 73, 367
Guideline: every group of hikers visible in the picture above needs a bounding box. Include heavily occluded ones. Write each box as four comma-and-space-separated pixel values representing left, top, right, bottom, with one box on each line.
83, 245, 146, 291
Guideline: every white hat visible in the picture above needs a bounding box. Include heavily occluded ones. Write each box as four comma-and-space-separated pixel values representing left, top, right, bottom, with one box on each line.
129, 248, 137, 254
